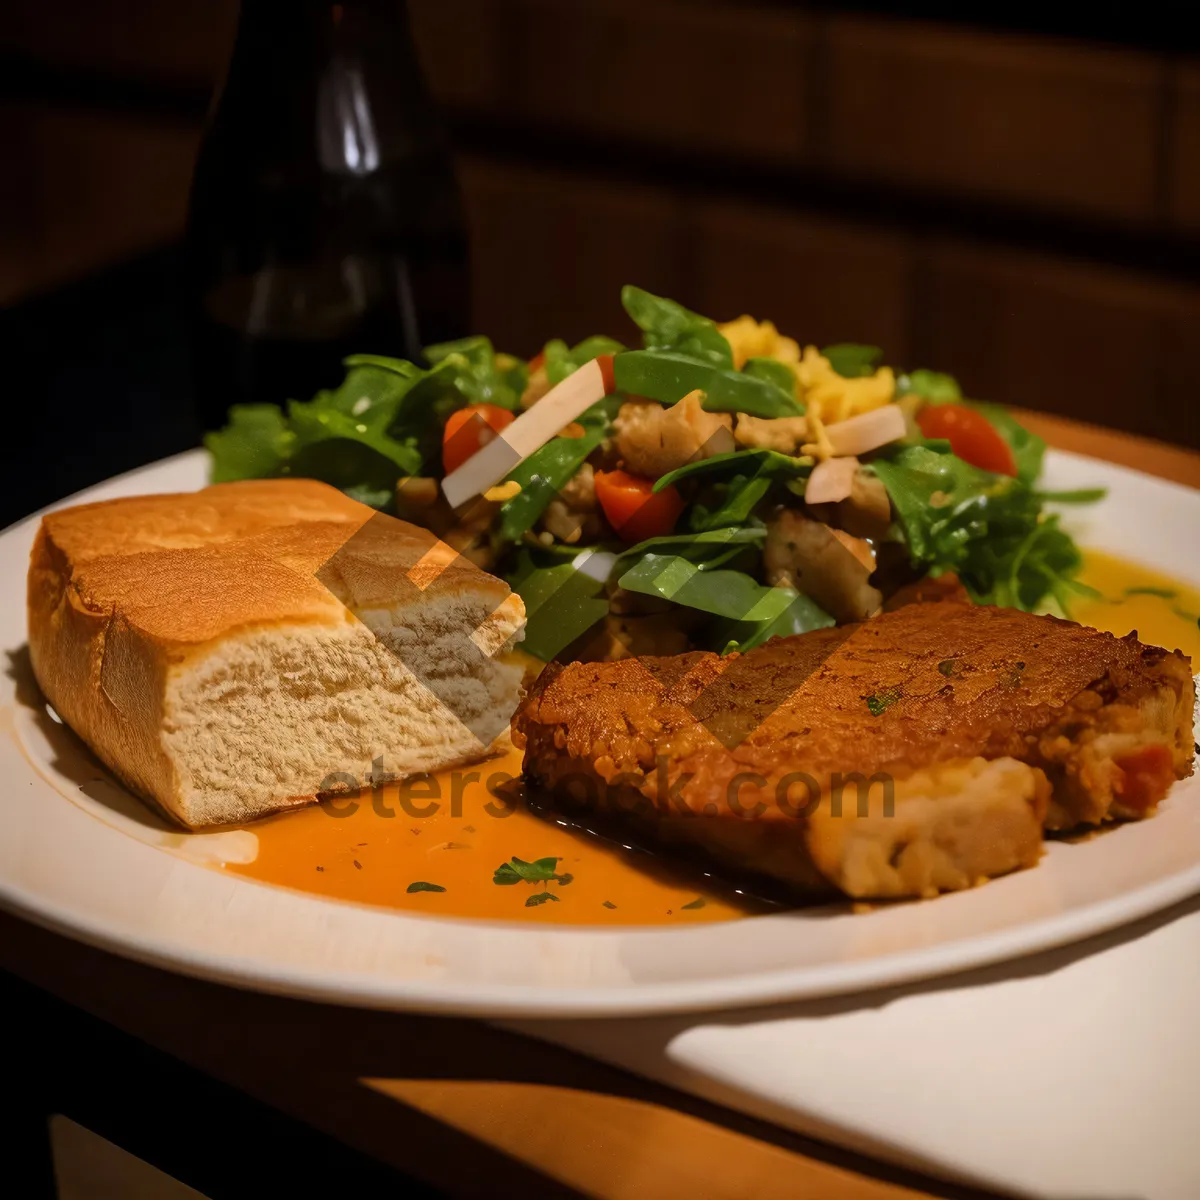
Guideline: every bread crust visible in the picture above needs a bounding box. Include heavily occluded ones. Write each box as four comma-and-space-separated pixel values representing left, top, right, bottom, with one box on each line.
28, 478, 525, 827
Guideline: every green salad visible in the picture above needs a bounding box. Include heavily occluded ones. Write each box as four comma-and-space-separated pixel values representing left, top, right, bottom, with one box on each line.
207, 285, 1101, 662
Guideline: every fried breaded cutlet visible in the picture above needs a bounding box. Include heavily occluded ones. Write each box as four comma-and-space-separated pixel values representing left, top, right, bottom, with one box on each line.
513, 604, 1195, 900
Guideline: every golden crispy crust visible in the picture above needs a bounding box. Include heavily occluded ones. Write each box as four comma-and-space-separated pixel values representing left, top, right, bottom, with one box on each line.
518, 604, 1193, 793
35, 480, 515, 652
39, 478, 370, 564
515, 604, 1193, 897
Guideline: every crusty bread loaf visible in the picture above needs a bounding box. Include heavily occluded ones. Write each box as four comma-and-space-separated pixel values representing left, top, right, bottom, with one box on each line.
28, 479, 527, 828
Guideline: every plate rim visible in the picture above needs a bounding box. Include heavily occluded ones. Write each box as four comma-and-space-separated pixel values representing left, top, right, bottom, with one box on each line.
2, 841, 1197, 1018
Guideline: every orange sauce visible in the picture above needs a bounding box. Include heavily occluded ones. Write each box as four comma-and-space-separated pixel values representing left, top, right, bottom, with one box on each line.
227, 551, 1200, 925
229, 744, 760, 925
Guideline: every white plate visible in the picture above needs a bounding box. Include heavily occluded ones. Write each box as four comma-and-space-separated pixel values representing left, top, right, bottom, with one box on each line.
1, 450, 1197, 1017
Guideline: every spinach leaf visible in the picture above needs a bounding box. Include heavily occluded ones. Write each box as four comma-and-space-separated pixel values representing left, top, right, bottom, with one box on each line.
206, 404, 295, 482
423, 335, 523, 410
496, 397, 619, 543
506, 549, 612, 661
297, 358, 425, 438
614, 350, 803, 418
288, 398, 422, 476
896, 369, 962, 401
342, 353, 426, 378
654, 448, 808, 533
621, 285, 733, 367
743, 356, 798, 399
654, 448, 811, 492
206, 355, 439, 501
690, 475, 773, 531
545, 335, 625, 386
871, 444, 995, 563
717, 589, 834, 654
617, 555, 797, 622
618, 528, 759, 575
495, 351, 531, 402
823, 343, 882, 378
616, 526, 766, 562
281, 359, 429, 495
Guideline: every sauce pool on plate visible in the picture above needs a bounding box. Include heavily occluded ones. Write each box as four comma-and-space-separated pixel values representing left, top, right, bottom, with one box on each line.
228, 744, 760, 925
1071, 551, 1200, 662
226, 551, 1200, 925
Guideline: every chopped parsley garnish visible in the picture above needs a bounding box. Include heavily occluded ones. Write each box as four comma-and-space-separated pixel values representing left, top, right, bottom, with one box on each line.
681, 898, 707, 910
493, 856, 572, 887
602, 900, 617, 910
937, 659, 957, 677
406, 881, 445, 893
866, 689, 901, 716
525, 891, 560, 907
1124, 586, 1178, 599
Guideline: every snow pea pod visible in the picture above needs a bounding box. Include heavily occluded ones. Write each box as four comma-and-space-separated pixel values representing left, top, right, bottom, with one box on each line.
613, 350, 803, 418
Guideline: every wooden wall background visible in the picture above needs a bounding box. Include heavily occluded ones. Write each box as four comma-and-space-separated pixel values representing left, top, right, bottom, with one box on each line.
2, 0, 1199, 448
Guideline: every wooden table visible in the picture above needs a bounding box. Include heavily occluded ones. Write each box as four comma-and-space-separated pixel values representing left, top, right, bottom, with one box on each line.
5, 417, 1198, 1200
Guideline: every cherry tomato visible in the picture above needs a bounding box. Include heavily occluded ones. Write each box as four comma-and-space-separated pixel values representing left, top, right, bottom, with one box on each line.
442, 403, 515, 475
916, 404, 1017, 476
594, 469, 685, 544
595, 353, 616, 395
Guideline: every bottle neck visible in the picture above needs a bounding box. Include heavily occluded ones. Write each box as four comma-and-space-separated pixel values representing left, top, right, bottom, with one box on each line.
214, 0, 439, 174
231, 0, 416, 66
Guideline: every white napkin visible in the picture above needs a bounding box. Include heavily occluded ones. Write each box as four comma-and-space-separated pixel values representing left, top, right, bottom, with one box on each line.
504, 894, 1200, 1200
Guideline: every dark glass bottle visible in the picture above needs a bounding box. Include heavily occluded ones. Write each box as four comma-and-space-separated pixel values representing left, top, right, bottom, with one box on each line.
185, 0, 469, 431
